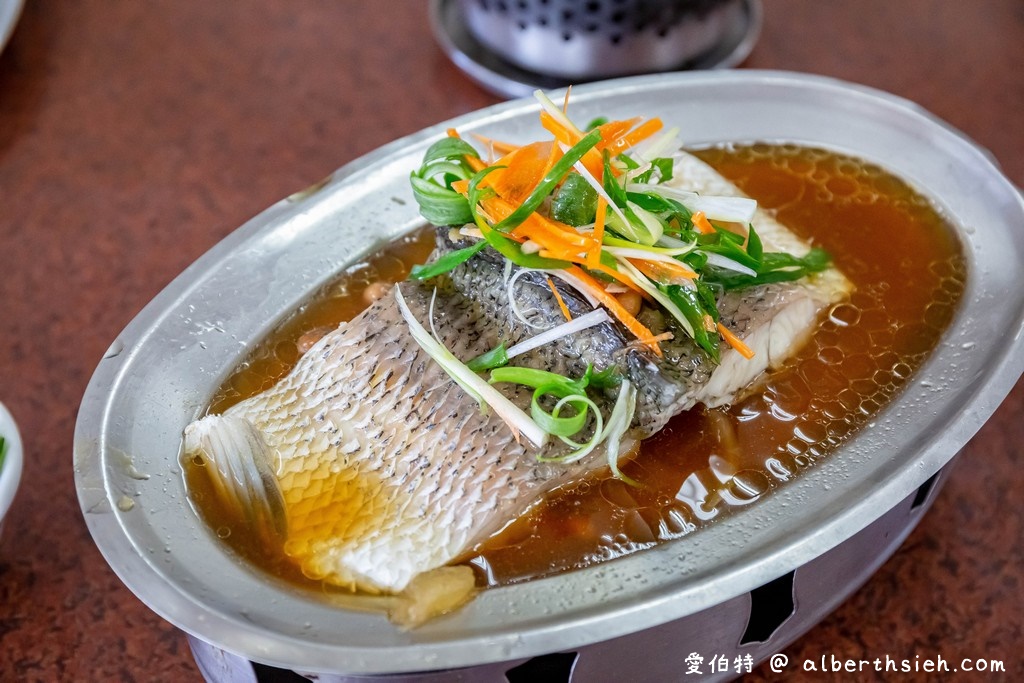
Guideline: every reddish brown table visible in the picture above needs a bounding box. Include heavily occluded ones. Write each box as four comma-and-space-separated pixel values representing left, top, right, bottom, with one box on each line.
1, 1, 1021, 680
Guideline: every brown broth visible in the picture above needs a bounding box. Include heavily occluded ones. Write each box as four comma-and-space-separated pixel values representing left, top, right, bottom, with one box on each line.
184, 145, 966, 592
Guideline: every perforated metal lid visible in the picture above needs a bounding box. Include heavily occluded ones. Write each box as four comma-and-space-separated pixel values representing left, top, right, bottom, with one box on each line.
459, 0, 745, 79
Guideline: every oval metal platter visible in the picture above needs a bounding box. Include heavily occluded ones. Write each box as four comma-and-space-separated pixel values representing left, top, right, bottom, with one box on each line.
75, 71, 1024, 674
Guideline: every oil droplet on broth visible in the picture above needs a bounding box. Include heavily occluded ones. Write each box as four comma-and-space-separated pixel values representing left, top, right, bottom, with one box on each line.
182, 145, 966, 593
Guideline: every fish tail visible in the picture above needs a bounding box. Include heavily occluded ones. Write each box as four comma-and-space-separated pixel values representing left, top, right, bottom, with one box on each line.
184, 414, 288, 541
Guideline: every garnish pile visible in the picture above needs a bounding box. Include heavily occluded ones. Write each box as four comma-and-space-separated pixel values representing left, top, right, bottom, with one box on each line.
402, 90, 830, 464
411, 90, 830, 360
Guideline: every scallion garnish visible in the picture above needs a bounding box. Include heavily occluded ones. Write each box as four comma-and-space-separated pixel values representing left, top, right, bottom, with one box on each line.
490, 364, 616, 460
406, 88, 837, 456
466, 343, 509, 372
533, 392, 598, 439
601, 381, 639, 485
410, 137, 481, 226
394, 286, 548, 448
409, 240, 487, 280
505, 308, 610, 360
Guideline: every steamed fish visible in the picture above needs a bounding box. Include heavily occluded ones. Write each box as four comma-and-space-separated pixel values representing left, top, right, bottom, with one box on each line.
183, 97, 851, 617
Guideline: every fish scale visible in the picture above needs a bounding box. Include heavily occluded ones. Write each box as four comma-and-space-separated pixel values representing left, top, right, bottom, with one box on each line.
189, 281, 600, 592
183, 151, 851, 596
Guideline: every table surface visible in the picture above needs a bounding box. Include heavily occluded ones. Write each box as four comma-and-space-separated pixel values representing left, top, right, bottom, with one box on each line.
1, 1, 1021, 680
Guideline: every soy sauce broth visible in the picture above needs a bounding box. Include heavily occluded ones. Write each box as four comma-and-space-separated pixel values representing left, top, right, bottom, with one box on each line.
184, 145, 966, 591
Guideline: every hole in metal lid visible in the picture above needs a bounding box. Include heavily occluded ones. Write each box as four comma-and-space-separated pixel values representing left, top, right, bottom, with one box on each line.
506, 651, 579, 682
740, 570, 796, 644
252, 661, 308, 682
910, 470, 940, 511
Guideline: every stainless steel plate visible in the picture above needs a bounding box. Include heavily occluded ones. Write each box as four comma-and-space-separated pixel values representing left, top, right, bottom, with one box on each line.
75, 71, 1024, 675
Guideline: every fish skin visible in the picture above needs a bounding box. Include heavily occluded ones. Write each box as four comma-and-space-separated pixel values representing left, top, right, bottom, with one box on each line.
442, 149, 851, 433
183, 151, 851, 595
442, 233, 706, 437
437, 230, 623, 392
185, 277, 626, 594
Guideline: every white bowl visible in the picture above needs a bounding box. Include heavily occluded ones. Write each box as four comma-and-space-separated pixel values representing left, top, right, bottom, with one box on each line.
0, 402, 23, 538
0, 0, 24, 55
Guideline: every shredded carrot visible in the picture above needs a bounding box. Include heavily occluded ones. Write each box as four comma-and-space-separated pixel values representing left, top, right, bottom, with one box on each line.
470, 133, 520, 156
539, 110, 579, 146
485, 141, 557, 203
539, 112, 664, 181
444, 129, 488, 171
476, 195, 595, 257
481, 196, 592, 248
588, 196, 608, 267
547, 277, 573, 322
518, 222, 593, 252
588, 260, 649, 297
539, 111, 606, 179
595, 118, 641, 145
717, 322, 755, 359
605, 117, 664, 156
479, 220, 525, 244
693, 211, 715, 234
633, 331, 675, 346
565, 266, 662, 356
628, 258, 697, 285
475, 191, 647, 299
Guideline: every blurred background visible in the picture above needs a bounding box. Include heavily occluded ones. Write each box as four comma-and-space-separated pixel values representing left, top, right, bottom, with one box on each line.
0, 1, 1021, 679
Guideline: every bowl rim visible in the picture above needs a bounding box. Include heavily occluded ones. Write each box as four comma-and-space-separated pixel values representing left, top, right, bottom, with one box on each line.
0, 401, 24, 523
